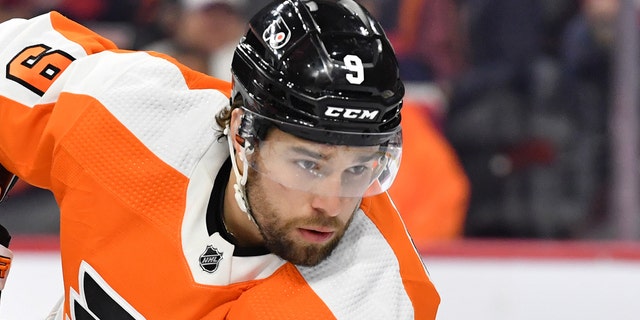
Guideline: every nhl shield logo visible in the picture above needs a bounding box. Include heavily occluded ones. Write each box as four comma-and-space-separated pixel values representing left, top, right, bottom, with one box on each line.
263, 16, 291, 49
199, 245, 223, 273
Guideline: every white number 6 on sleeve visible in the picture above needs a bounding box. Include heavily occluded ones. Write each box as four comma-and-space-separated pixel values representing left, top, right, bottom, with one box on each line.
343, 55, 364, 84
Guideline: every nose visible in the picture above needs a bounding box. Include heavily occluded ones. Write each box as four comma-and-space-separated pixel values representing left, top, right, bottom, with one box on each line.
309, 193, 345, 217
307, 173, 346, 217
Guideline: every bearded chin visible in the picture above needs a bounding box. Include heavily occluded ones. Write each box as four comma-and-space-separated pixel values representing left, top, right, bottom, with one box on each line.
264, 228, 344, 266
244, 169, 353, 266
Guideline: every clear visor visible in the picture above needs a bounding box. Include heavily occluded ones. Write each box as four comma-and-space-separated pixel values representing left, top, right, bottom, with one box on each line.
241, 114, 402, 198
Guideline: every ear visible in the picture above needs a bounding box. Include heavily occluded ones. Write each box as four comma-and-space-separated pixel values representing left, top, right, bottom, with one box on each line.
229, 108, 245, 152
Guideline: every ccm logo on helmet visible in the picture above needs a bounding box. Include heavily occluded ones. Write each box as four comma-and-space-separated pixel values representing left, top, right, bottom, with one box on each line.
324, 106, 379, 120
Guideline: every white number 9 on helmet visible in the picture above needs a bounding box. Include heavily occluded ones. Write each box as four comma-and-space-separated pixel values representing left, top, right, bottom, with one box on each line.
343, 54, 364, 85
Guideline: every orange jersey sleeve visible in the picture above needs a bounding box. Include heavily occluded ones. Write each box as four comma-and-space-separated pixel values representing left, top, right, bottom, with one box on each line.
0, 11, 115, 188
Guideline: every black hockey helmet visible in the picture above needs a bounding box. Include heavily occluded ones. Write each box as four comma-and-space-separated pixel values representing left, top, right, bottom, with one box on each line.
227, 0, 404, 199
230, 0, 404, 147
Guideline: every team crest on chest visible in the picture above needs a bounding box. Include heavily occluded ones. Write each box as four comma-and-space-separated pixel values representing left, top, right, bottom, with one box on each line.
199, 245, 224, 273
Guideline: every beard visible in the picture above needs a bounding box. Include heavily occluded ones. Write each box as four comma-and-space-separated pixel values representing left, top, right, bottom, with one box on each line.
245, 169, 356, 266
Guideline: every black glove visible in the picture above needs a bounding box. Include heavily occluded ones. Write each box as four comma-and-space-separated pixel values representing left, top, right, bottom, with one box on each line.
0, 165, 17, 203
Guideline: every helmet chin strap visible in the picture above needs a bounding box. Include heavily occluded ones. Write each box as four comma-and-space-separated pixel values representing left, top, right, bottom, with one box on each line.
224, 126, 258, 226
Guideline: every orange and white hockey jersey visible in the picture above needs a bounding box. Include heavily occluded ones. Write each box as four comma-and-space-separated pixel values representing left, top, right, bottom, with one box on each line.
0, 12, 440, 319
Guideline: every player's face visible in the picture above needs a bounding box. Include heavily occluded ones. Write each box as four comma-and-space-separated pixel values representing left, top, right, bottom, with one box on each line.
244, 130, 364, 266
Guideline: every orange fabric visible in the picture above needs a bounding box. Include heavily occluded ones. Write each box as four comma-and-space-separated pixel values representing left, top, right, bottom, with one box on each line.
396, 0, 424, 49
50, 11, 117, 54
0, 98, 57, 188
226, 264, 336, 319
389, 101, 469, 246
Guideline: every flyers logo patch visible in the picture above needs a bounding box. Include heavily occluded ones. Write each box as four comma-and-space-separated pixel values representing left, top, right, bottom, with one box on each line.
263, 17, 291, 49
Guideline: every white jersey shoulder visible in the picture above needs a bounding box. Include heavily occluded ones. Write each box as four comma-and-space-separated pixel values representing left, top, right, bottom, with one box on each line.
297, 207, 415, 319
55, 50, 229, 177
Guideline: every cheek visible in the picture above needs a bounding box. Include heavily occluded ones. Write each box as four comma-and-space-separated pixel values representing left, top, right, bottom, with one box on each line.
249, 169, 361, 221
340, 198, 361, 219
258, 176, 289, 201
249, 172, 294, 214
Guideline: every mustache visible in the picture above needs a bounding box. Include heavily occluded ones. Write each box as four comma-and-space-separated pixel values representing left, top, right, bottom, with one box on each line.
284, 215, 342, 229
285, 209, 359, 231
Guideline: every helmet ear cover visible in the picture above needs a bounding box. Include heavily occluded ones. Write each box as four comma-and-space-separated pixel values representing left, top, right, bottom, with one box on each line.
235, 110, 271, 150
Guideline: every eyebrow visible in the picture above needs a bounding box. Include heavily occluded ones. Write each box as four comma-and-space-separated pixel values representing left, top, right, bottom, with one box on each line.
288, 146, 381, 163
289, 146, 328, 160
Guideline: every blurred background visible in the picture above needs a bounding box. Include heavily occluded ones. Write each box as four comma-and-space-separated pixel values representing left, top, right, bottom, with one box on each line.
1, 0, 640, 319
2, 0, 639, 243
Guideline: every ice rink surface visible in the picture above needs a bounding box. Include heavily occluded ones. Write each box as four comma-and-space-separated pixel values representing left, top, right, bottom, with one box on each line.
2, 241, 640, 320
0, 251, 62, 319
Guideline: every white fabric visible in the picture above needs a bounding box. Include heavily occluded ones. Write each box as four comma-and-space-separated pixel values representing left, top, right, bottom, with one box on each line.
298, 210, 414, 319
56, 50, 229, 177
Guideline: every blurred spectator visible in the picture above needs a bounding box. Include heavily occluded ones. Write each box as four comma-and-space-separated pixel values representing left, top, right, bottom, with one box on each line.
144, 0, 247, 79
562, 0, 617, 99
52, 0, 147, 48
0, 0, 38, 22
442, 0, 544, 238
441, 0, 618, 239
556, 0, 621, 236
538, 0, 580, 58
392, 0, 468, 83
443, 0, 592, 238
446, 0, 543, 113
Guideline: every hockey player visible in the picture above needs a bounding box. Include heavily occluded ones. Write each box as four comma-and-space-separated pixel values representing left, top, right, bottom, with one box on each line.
0, 0, 440, 318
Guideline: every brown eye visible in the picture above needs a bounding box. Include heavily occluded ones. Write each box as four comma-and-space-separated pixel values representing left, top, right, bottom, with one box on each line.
295, 160, 324, 177
347, 165, 368, 176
